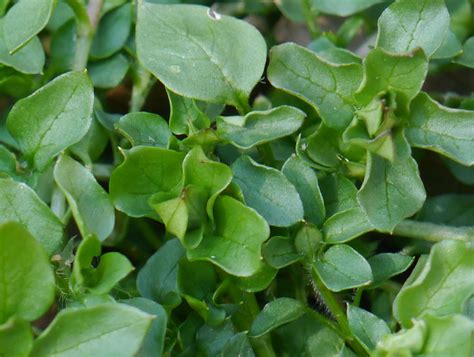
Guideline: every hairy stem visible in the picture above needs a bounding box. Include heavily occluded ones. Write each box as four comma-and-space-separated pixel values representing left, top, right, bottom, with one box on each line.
310, 267, 368, 356
393, 219, 474, 242
68, 0, 104, 71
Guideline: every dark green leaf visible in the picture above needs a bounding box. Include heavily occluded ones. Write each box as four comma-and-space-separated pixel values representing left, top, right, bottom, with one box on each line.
32, 304, 153, 356
376, 0, 450, 57
249, 298, 306, 337
187, 195, 269, 277
232, 155, 304, 227
109, 146, 185, 218
90, 3, 132, 59
268, 42, 363, 129
262, 236, 302, 269
406, 92, 474, 166
368, 253, 414, 286
282, 155, 326, 225
217, 106, 305, 149
313, 244, 373, 292
3, 0, 55, 53
54, 155, 115, 240
0, 222, 55, 324
358, 129, 426, 232
7, 71, 94, 170
115, 112, 171, 148
136, 3, 266, 108
347, 305, 390, 350
89, 53, 129, 89
0, 177, 63, 255
137, 239, 184, 307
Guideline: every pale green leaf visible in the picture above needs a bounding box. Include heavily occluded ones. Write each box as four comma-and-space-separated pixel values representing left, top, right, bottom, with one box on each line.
0, 317, 33, 357
394, 240, 474, 327
347, 305, 390, 351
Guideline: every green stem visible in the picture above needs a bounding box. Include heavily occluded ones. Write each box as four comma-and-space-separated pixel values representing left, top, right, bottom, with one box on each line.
393, 219, 474, 242
68, 0, 104, 71
353, 288, 364, 307
310, 267, 368, 356
301, 0, 319, 38
228, 289, 276, 357
130, 64, 156, 112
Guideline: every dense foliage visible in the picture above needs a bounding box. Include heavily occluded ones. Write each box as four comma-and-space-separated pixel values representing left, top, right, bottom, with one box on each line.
0, 0, 473, 356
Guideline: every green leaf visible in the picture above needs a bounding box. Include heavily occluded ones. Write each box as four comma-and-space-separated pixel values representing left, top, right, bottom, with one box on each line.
323, 207, 373, 243
196, 319, 236, 356
0, 19, 44, 74
115, 112, 171, 148
313, 244, 373, 292
249, 298, 306, 337
282, 155, 326, 225
0, 317, 33, 357
454, 36, 474, 68
183, 146, 233, 220
50, 19, 75, 72
217, 106, 305, 149
347, 305, 390, 351
368, 253, 414, 286
355, 48, 428, 110
137, 239, 184, 307
375, 319, 426, 355
136, 3, 266, 108
416, 194, 474, 227
3, 0, 55, 53
444, 159, 474, 185
0, 222, 55, 324
54, 155, 115, 241
109, 146, 185, 218
394, 240, 474, 327
187, 195, 269, 277
167, 89, 211, 135
358, 129, 426, 232
305, 124, 342, 168
268, 42, 363, 130
220, 332, 255, 357
406, 92, 474, 166
376, 0, 450, 57
432, 29, 463, 59
0, 144, 17, 178
71, 235, 133, 295
319, 174, 359, 216
90, 3, 132, 59
7, 71, 94, 170
89, 53, 129, 89
0, 178, 63, 255
234, 263, 277, 293
312, 0, 384, 16
69, 116, 108, 165
232, 155, 304, 227
262, 236, 302, 269
32, 304, 153, 356
122, 298, 168, 357
311, 0, 383, 17
420, 314, 474, 356
307, 37, 361, 65
294, 224, 322, 260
